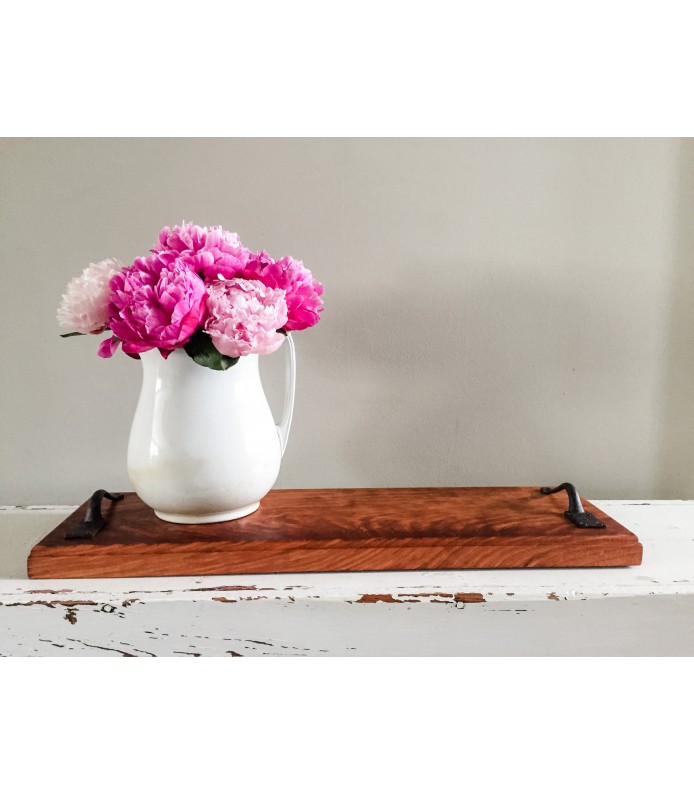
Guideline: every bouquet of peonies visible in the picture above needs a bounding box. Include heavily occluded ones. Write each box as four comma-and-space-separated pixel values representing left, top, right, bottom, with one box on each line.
57, 222, 324, 370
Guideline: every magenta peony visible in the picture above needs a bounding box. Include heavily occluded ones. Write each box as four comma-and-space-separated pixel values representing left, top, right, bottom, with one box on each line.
98, 255, 207, 359
57, 258, 122, 334
242, 252, 324, 331
153, 221, 252, 281
205, 278, 288, 358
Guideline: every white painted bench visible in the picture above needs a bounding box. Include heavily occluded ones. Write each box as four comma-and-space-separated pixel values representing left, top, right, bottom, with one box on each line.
1, 500, 693, 656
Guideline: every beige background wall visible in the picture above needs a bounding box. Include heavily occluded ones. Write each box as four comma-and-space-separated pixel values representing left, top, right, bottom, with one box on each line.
1, 138, 693, 504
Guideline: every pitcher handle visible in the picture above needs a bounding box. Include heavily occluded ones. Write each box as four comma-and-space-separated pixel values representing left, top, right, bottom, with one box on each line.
276, 332, 296, 456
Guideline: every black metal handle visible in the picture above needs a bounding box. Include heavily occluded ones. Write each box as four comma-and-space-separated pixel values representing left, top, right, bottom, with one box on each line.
65, 490, 124, 540
540, 482, 606, 529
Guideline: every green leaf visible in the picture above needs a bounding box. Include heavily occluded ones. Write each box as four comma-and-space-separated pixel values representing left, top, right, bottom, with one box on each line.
184, 330, 239, 371
60, 331, 84, 338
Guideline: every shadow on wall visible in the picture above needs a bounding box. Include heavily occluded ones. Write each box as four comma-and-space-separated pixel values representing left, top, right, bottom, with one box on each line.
317, 263, 648, 496
658, 139, 694, 498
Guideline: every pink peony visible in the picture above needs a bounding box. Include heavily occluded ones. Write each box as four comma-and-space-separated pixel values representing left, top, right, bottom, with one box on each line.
57, 258, 122, 334
204, 278, 288, 358
98, 255, 207, 359
153, 221, 252, 281
155, 221, 209, 255
242, 252, 324, 331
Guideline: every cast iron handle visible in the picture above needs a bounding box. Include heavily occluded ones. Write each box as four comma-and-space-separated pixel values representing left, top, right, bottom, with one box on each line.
65, 490, 124, 540
540, 482, 606, 529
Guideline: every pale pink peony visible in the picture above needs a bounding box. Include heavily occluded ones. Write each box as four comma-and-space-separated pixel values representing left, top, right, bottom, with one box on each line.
153, 221, 252, 281
57, 258, 122, 334
98, 255, 207, 359
204, 278, 288, 358
241, 252, 324, 331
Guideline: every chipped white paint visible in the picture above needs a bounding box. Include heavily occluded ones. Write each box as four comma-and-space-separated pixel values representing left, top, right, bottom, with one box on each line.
1, 500, 694, 655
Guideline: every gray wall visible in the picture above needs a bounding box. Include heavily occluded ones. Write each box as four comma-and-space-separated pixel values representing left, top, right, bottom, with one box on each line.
1, 138, 693, 504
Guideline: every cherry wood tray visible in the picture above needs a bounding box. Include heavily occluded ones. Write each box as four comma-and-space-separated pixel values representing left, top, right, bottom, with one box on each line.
27, 487, 642, 578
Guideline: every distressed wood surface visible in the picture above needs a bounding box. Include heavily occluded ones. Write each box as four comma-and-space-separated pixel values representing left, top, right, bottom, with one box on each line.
2, 500, 693, 656
28, 488, 641, 578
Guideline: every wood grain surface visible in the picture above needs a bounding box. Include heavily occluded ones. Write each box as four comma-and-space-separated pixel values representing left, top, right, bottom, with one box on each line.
27, 487, 643, 578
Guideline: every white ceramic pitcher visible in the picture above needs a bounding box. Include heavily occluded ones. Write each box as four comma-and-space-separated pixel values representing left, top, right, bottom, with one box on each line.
127, 334, 296, 523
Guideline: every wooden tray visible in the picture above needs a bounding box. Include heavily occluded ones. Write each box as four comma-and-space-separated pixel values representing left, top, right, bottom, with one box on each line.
27, 487, 642, 578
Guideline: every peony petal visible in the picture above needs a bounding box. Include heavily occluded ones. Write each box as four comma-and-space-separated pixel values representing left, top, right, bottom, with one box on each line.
97, 335, 121, 358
